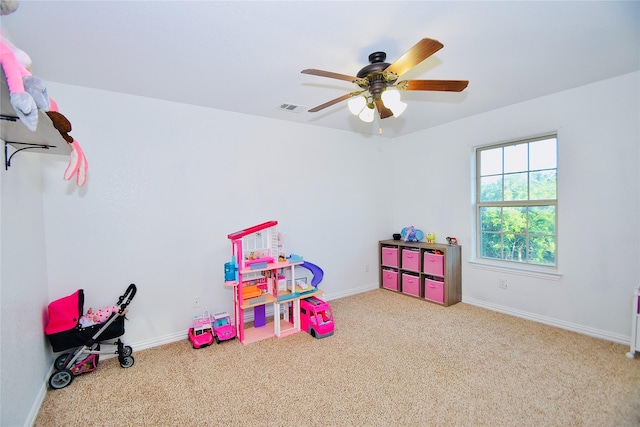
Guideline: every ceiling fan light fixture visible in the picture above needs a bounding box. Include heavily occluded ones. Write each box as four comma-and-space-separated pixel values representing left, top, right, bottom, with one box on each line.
359, 104, 375, 123
348, 96, 366, 115
381, 88, 407, 118
391, 100, 407, 118
381, 88, 400, 104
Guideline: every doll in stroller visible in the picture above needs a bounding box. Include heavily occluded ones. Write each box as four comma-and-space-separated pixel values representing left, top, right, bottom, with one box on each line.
45, 284, 137, 389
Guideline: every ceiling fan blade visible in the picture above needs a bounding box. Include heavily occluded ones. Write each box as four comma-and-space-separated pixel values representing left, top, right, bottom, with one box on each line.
398, 79, 469, 92
308, 91, 364, 113
385, 38, 444, 77
374, 99, 394, 119
301, 69, 358, 83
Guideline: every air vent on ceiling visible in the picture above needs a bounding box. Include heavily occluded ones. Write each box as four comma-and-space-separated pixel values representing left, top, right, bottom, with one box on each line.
278, 103, 306, 113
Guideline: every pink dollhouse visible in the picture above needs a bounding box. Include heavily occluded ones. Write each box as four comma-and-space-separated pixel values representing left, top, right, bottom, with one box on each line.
226, 221, 324, 344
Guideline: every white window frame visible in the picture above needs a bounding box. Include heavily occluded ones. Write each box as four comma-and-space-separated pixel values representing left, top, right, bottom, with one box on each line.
472, 134, 560, 278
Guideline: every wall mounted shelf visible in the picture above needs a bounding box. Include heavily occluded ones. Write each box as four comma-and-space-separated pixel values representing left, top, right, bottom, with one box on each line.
1, 69, 70, 169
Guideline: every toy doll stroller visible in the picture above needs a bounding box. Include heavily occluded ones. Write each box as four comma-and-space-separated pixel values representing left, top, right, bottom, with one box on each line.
45, 284, 137, 389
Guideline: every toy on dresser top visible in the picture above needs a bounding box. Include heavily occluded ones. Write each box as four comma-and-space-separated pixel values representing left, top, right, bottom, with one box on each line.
401, 226, 424, 242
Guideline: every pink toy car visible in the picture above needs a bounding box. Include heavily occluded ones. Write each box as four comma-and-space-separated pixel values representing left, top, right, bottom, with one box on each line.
212, 311, 236, 343
300, 296, 334, 339
189, 312, 214, 349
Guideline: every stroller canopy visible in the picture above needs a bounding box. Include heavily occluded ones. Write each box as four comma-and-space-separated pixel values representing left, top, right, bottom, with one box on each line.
45, 290, 84, 335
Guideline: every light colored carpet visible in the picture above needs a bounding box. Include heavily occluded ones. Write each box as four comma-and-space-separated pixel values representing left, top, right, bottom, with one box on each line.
35, 289, 640, 426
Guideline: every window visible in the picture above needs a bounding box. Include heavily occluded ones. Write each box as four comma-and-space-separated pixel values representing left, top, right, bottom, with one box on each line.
476, 136, 557, 267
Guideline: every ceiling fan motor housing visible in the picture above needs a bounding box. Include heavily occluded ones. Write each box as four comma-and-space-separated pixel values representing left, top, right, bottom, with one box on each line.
356, 52, 390, 77
357, 52, 393, 99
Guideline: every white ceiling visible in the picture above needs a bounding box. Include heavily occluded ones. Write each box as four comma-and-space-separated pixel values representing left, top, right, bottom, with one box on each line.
1, 1, 639, 138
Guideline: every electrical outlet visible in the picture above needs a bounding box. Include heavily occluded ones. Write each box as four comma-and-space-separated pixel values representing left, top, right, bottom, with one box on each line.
193, 296, 200, 308
499, 279, 508, 289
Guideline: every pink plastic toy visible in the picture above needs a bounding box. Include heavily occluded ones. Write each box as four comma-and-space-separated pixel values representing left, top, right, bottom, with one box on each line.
188, 311, 214, 349
212, 311, 236, 343
300, 296, 334, 339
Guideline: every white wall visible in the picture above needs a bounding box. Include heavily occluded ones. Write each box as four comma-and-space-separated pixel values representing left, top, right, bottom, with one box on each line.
1, 154, 52, 427
2, 72, 637, 426
391, 72, 640, 342
38, 83, 393, 350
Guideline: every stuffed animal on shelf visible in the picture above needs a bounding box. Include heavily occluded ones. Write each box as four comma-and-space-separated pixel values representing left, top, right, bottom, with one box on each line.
0, 33, 50, 131
0, 1, 19, 16
401, 226, 425, 242
1, 31, 88, 187
47, 99, 88, 187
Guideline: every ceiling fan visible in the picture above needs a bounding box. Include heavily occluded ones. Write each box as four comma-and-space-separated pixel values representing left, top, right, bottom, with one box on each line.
301, 38, 468, 122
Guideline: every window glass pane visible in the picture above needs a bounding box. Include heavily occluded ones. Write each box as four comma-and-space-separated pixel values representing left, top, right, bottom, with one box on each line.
480, 232, 502, 259
504, 144, 528, 174
528, 235, 556, 265
476, 136, 557, 268
480, 207, 502, 231
529, 170, 556, 200
480, 175, 502, 202
480, 147, 502, 176
528, 206, 556, 234
503, 173, 527, 201
503, 233, 527, 262
503, 207, 527, 233
529, 138, 557, 170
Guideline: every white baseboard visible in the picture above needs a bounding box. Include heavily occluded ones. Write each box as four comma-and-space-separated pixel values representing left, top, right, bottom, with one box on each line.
124, 283, 380, 353
323, 283, 379, 301
43, 289, 630, 371
128, 330, 188, 353
26, 382, 47, 427
462, 296, 630, 346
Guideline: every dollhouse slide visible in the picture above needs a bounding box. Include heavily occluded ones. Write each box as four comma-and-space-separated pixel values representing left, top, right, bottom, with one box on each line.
300, 261, 324, 287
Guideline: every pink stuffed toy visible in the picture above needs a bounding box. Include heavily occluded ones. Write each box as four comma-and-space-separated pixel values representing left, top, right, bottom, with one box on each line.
0, 33, 50, 131
1, 33, 88, 187
79, 305, 120, 328
47, 99, 88, 187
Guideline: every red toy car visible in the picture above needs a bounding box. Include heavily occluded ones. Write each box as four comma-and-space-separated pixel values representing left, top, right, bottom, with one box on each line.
188, 312, 214, 349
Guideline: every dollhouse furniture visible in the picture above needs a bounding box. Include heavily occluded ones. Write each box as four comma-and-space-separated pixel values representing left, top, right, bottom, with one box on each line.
226, 221, 323, 344
379, 239, 461, 306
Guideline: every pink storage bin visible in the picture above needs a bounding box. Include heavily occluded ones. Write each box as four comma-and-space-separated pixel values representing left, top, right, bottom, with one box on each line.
402, 249, 420, 272
424, 278, 444, 303
381, 247, 399, 268
423, 252, 444, 276
402, 273, 420, 297
382, 269, 399, 291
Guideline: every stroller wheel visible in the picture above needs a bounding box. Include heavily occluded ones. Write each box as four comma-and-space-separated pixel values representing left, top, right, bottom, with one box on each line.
54, 353, 71, 370
121, 345, 133, 357
49, 369, 74, 390
119, 355, 135, 368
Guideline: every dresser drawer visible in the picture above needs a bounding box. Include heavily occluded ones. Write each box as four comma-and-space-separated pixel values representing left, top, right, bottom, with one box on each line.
381, 247, 399, 268
401, 249, 420, 272
382, 269, 399, 291
424, 277, 444, 303
402, 273, 420, 297
423, 252, 444, 276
